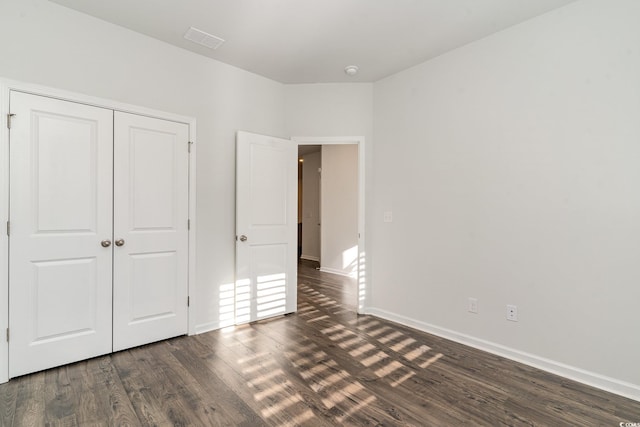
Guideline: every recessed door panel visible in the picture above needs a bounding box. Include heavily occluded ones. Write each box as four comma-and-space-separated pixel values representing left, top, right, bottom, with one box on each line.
9, 91, 113, 378
113, 112, 189, 352
34, 113, 98, 233
250, 144, 289, 226
129, 251, 178, 322
130, 128, 176, 230
32, 257, 98, 342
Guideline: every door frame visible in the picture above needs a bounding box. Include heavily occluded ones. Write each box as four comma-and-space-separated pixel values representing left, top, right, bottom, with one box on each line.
293, 136, 366, 315
0, 78, 198, 383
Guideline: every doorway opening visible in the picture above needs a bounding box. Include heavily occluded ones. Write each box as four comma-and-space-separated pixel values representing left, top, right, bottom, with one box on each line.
294, 137, 366, 314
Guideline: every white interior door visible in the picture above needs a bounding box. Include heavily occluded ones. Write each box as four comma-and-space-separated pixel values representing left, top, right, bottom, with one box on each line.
9, 92, 114, 377
235, 131, 297, 323
112, 112, 189, 352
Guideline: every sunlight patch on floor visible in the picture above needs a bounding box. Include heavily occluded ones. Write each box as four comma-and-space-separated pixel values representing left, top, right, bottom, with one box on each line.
303, 283, 445, 394
306, 314, 330, 323
420, 353, 444, 369
259, 393, 303, 418
390, 337, 417, 352
337, 395, 378, 424
348, 343, 376, 358
404, 345, 431, 362
254, 381, 291, 401
246, 369, 284, 387
321, 382, 365, 409
287, 410, 315, 426
378, 330, 404, 344
361, 351, 389, 367
390, 371, 416, 388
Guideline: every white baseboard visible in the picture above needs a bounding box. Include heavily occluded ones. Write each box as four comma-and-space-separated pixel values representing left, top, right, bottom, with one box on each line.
194, 320, 224, 335
319, 266, 357, 278
300, 254, 320, 262
365, 307, 640, 403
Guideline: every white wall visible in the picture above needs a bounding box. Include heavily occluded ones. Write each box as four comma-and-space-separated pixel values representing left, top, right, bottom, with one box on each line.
372, 0, 640, 397
321, 145, 359, 276
0, 0, 286, 335
301, 151, 321, 261
285, 84, 373, 139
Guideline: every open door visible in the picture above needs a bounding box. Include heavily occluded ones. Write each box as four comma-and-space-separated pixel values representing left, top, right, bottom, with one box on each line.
236, 131, 297, 323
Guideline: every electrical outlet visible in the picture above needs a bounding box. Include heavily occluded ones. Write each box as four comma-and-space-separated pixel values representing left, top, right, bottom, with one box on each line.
506, 304, 518, 322
468, 297, 478, 314
383, 211, 393, 223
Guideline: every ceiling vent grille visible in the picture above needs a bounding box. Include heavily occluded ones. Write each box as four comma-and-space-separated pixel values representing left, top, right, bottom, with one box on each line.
184, 27, 225, 50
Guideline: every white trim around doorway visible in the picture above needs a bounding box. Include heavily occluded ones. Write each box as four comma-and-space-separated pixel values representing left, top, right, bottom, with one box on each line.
293, 136, 366, 314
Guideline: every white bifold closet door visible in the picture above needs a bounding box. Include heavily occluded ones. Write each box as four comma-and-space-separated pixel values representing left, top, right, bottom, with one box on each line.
8, 92, 189, 378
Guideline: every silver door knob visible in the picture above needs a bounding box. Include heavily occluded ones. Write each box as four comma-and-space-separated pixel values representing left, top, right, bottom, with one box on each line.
101, 240, 111, 247
239, 235, 248, 242
115, 239, 125, 247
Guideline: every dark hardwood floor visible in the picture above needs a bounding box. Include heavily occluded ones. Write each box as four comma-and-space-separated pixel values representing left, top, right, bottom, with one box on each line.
1, 260, 639, 426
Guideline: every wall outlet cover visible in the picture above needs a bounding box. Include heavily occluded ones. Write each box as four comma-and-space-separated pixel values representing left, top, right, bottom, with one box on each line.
468, 297, 478, 314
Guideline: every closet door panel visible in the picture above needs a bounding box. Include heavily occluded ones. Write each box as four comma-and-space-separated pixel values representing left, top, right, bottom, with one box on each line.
9, 92, 114, 377
112, 112, 189, 352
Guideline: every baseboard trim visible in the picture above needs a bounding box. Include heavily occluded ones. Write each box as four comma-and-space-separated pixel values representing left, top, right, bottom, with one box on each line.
319, 266, 356, 278
300, 255, 320, 262
194, 320, 223, 335
365, 307, 640, 402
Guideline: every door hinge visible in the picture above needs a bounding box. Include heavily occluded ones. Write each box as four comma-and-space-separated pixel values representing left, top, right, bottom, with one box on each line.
188, 141, 194, 153
6, 221, 9, 237
187, 219, 191, 230
187, 296, 190, 307
5, 328, 8, 342
7, 113, 15, 129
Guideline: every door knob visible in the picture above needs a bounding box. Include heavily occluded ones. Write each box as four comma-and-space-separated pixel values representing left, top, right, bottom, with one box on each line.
101, 240, 112, 247
115, 239, 125, 247
239, 235, 248, 242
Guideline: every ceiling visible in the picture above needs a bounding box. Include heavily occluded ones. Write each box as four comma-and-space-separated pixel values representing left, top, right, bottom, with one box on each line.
49, 0, 576, 84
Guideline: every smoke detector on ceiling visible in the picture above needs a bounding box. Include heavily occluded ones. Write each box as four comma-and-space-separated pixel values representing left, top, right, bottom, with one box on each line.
184, 27, 225, 50
344, 65, 359, 77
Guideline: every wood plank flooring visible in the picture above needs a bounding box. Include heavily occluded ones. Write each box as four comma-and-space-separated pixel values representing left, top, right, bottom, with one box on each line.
1, 260, 639, 426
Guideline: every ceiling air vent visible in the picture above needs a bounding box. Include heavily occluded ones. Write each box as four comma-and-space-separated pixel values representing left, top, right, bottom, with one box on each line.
184, 27, 225, 50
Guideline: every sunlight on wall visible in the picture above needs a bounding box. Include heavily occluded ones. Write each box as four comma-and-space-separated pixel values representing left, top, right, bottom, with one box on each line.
235, 278, 251, 324
358, 250, 366, 312
342, 245, 358, 277
218, 282, 236, 328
